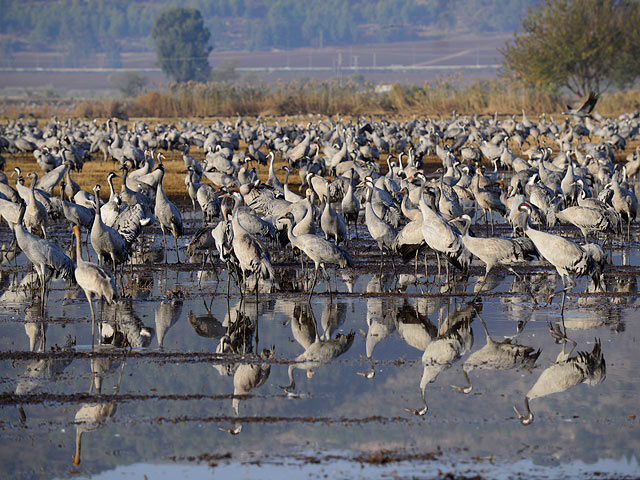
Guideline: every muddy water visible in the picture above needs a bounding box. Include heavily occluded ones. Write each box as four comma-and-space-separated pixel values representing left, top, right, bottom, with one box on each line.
0, 222, 639, 479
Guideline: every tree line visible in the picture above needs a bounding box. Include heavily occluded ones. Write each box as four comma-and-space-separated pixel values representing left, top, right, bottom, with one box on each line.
0, 0, 534, 58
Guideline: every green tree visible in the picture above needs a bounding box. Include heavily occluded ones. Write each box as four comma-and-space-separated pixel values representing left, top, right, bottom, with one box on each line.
501, 0, 640, 95
151, 7, 212, 83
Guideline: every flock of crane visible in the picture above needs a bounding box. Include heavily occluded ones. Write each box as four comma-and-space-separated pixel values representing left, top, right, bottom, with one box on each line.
1, 95, 638, 438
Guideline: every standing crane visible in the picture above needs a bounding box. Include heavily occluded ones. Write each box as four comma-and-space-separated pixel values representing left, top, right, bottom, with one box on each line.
73, 225, 117, 343
90, 185, 128, 271
320, 199, 347, 245
12, 202, 74, 310
518, 203, 606, 314
456, 214, 537, 284
361, 178, 398, 274
340, 169, 360, 241
417, 178, 470, 282
154, 164, 183, 263
228, 193, 278, 293
280, 212, 353, 299
24, 172, 48, 238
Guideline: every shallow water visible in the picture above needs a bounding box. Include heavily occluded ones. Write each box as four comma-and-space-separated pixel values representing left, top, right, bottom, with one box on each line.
1, 221, 639, 479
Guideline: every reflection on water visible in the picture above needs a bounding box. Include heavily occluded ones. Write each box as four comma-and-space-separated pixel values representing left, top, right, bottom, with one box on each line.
0, 240, 639, 478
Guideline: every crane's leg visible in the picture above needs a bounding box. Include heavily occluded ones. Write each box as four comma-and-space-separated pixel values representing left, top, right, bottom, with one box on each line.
308, 265, 319, 302
424, 251, 429, 285
173, 234, 181, 264
379, 246, 384, 277
85, 291, 96, 350
390, 251, 396, 277
162, 232, 168, 264
489, 209, 494, 235
39, 272, 46, 315
321, 264, 332, 299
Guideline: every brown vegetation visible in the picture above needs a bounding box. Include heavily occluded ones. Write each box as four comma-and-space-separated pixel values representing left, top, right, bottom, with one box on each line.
2, 79, 640, 120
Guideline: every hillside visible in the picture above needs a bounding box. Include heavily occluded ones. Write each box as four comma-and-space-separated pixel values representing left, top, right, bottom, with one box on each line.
0, 0, 536, 65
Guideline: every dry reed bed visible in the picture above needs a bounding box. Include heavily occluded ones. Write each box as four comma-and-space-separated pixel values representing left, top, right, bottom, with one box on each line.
2, 79, 640, 119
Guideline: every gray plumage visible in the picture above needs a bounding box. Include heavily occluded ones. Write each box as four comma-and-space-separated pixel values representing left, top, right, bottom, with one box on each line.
519, 203, 605, 294
154, 164, 183, 263
320, 200, 347, 244
12, 203, 74, 305
90, 185, 128, 268
458, 214, 537, 277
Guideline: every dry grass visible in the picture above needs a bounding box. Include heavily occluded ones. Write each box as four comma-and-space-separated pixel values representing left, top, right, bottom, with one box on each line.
3, 79, 640, 120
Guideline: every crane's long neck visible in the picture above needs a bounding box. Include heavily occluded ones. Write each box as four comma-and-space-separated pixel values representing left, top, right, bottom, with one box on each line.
74, 228, 83, 263
459, 217, 471, 237
156, 171, 167, 202
285, 219, 297, 244
29, 175, 38, 202
107, 175, 116, 201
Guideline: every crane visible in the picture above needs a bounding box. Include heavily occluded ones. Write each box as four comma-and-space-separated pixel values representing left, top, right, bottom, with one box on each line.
12, 202, 74, 310
361, 178, 398, 274
90, 185, 128, 272
154, 164, 183, 263
518, 202, 606, 314
72, 225, 117, 344
280, 212, 353, 299
228, 193, 278, 293
456, 214, 537, 284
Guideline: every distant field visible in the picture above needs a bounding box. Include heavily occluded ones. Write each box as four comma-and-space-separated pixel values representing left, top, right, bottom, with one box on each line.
0, 34, 507, 94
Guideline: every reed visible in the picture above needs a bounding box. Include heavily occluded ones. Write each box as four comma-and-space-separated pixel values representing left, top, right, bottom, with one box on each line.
2, 78, 639, 120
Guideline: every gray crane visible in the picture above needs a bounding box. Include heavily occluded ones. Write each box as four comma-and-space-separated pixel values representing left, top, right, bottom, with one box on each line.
154, 164, 183, 263
60, 182, 94, 234
229, 193, 278, 293
609, 177, 637, 240
514, 338, 605, 425
72, 225, 117, 343
280, 212, 353, 299
282, 166, 303, 203
471, 170, 506, 232
320, 199, 347, 245
554, 204, 619, 242
111, 202, 150, 252
265, 151, 283, 192
417, 179, 470, 281
24, 172, 48, 238
340, 169, 360, 241
518, 202, 606, 313
12, 202, 74, 310
456, 214, 537, 283
561, 91, 599, 118
90, 184, 128, 271
362, 178, 398, 274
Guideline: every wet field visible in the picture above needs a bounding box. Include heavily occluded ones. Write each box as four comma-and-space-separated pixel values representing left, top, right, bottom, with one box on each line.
1, 203, 639, 480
